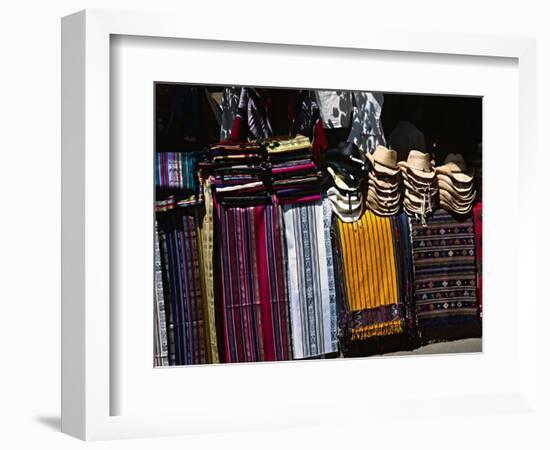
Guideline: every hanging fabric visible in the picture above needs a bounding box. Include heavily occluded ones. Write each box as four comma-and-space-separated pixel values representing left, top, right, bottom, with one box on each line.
283, 199, 338, 359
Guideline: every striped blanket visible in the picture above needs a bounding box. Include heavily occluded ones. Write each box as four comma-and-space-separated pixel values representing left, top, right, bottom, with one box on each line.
215, 203, 292, 363
157, 208, 207, 365
335, 210, 404, 342
409, 209, 481, 342
283, 199, 338, 359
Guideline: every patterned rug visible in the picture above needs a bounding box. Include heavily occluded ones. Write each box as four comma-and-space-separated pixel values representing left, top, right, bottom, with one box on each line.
409, 209, 481, 343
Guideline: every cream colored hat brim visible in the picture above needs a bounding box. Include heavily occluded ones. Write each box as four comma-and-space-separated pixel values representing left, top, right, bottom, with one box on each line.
367, 191, 401, 208
437, 175, 474, 194
368, 185, 401, 201
435, 166, 474, 183
368, 172, 400, 190
439, 199, 474, 214
439, 187, 476, 203
366, 197, 401, 215
400, 167, 437, 185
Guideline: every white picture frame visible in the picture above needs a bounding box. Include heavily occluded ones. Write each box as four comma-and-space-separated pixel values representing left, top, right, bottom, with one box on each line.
61, 9, 538, 441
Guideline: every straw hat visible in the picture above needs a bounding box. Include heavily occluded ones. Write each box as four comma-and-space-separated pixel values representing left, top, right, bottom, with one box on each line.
440, 199, 473, 214
437, 174, 474, 194
398, 150, 435, 180
435, 153, 474, 183
439, 189, 476, 207
367, 188, 401, 207
366, 194, 401, 215
368, 184, 400, 200
368, 172, 400, 191
402, 175, 438, 194
366, 145, 400, 176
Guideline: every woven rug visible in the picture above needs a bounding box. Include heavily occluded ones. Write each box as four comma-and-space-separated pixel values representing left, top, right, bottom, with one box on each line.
409, 209, 481, 343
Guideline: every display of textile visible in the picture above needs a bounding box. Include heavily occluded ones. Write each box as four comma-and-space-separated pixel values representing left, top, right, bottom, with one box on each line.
215, 202, 292, 363
409, 209, 481, 342
283, 199, 338, 359
334, 210, 404, 342
157, 208, 208, 365
153, 85, 483, 366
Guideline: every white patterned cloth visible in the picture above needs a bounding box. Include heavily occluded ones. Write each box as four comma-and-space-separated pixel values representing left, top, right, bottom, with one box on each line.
283, 199, 337, 359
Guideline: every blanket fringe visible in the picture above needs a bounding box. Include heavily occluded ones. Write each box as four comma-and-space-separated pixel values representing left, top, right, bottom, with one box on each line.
350, 320, 403, 341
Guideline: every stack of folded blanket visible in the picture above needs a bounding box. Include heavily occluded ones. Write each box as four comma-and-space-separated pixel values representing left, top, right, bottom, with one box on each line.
266, 135, 321, 205
201, 143, 270, 207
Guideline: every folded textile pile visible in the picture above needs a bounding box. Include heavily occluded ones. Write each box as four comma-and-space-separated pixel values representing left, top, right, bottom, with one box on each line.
398, 150, 438, 222
435, 153, 477, 214
365, 145, 402, 216
201, 142, 270, 207
267, 135, 322, 205
323, 141, 366, 221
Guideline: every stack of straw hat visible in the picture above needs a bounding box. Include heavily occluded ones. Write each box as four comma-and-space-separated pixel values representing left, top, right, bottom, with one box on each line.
397, 150, 438, 220
365, 145, 402, 216
435, 153, 476, 214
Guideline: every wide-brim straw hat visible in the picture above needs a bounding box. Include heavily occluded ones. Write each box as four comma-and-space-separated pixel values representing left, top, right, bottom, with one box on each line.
402, 175, 438, 194
403, 197, 435, 214
366, 145, 400, 176
439, 185, 476, 203
368, 171, 400, 191
437, 174, 474, 194
401, 167, 437, 188
398, 150, 436, 180
368, 180, 400, 197
440, 198, 474, 214
439, 189, 476, 207
367, 188, 401, 207
435, 153, 474, 183
405, 189, 437, 204
366, 195, 401, 215
368, 185, 400, 201
436, 173, 474, 192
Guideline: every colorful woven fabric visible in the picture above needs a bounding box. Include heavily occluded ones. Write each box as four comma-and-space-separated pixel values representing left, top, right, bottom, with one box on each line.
391, 212, 417, 339
283, 199, 338, 359
158, 208, 207, 365
473, 202, 482, 317
156, 152, 200, 193
409, 209, 481, 342
197, 178, 219, 363
154, 222, 170, 367
215, 203, 292, 363
336, 210, 403, 341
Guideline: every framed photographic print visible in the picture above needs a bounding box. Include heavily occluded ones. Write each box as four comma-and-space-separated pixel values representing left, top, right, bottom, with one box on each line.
61, 9, 538, 441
